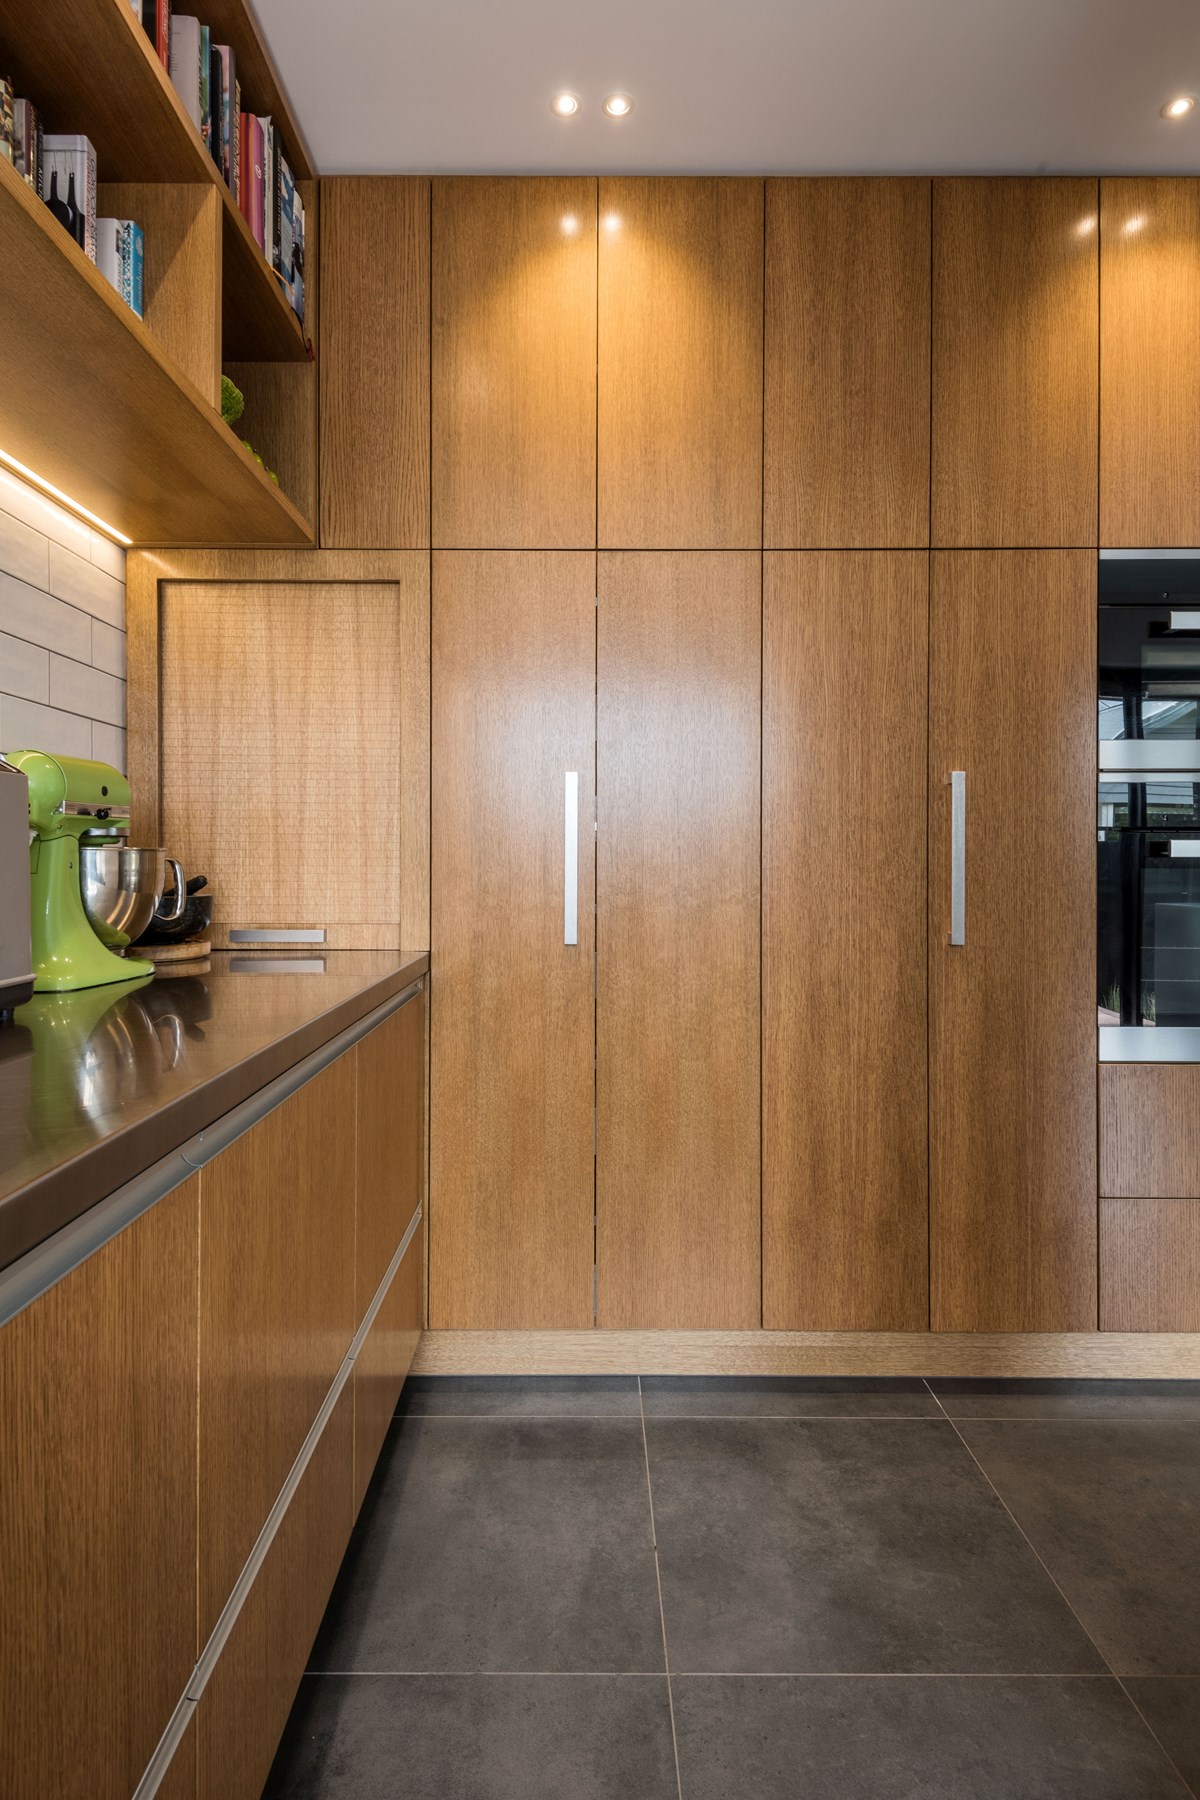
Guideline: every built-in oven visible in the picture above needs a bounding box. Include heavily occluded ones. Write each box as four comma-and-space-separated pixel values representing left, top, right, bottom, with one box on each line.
1099, 551, 1200, 1059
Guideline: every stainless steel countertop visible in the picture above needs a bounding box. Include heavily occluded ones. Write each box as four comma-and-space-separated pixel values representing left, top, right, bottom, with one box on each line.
0, 949, 429, 1273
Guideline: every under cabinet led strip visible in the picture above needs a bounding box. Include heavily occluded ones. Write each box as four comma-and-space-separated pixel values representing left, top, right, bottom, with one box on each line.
0, 449, 132, 545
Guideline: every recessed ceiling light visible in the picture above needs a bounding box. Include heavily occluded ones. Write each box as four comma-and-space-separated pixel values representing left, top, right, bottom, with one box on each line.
551, 92, 580, 118
1161, 95, 1196, 119
603, 93, 633, 118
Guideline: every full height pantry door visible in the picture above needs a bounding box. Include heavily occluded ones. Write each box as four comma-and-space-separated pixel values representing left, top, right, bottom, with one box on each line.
430, 553, 596, 1328
929, 551, 1097, 1331
596, 553, 761, 1328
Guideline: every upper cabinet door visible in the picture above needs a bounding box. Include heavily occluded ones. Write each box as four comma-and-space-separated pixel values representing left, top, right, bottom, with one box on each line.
432, 178, 597, 549
765, 179, 931, 549
320, 178, 430, 548
1101, 179, 1200, 547
932, 179, 1098, 548
598, 178, 763, 548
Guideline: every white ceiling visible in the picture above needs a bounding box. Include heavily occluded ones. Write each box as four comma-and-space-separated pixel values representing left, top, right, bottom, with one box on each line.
255, 0, 1200, 177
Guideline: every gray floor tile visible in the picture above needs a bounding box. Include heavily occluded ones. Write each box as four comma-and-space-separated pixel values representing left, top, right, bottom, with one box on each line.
640, 1376, 940, 1417
264, 1673, 679, 1800
931, 1379, 1200, 1421
959, 1421, 1200, 1677
309, 1418, 663, 1673
397, 1376, 642, 1418
646, 1419, 1104, 1674
672, 1676, 1188, 1800
1125, 1679, 1200, 1795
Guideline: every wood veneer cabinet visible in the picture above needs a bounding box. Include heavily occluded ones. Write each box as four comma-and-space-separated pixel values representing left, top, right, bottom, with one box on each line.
929, 551, 1097, 1330
1100, 1065, 1200, 1198
430, 552, 596, 1328
932, 178, 1099, 547
1101, 1199, 1200, 1331
598, 178, 763, 548
1100, 178, 1200, 547
320, 177, 430, 548
432, 177, 597, 547
763, 553, 929, 1330
0, 1178, 199, 1800
596, 552, 761, 1329
765, 180, 931, 549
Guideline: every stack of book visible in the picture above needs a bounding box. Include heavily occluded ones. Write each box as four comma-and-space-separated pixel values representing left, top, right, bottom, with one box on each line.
97, 218, 145, 319
158, 9, 305, 327
0, 79, 44, 190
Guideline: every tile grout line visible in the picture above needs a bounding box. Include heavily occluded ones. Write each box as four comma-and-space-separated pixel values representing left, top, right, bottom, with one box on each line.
640, 1375, 685, 1800
921, 1381, 1199, 1800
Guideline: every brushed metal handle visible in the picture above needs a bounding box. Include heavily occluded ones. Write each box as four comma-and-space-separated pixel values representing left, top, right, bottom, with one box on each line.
1168, 610, 1200, 633
564, 771, 578, 946
949, 770, 966, 947
1169, 839, 1200, 859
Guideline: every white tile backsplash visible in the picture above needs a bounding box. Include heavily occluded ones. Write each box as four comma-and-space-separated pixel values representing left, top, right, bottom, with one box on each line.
0, 471, 126, 770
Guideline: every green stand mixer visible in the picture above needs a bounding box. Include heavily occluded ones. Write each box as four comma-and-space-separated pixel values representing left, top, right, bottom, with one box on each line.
9, 751, 182, 993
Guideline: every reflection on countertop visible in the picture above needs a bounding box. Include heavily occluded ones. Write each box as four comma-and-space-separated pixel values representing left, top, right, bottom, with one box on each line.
0, 948, 429, 1272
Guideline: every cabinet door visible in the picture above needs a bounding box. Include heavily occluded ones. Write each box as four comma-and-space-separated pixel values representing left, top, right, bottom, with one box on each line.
596, 552, 760, 1327
1101, 178, 1200, 547
320, 177, 430, 548
432, 178, 597, 548
430, 552, 596, 1327
0, 1180, 198, 1800
765, 180, 931, 549
932, 179, 1098, 547
598, 178, 763, 548
763, 553, 928, 1329
198, 1051, 356, 1643
930, 551, 1097, 1330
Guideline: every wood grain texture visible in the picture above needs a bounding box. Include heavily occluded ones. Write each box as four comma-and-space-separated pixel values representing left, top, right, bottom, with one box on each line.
432, 177, 596, 547
0, 156, 310, 545
356, 990, 426, 1318
160, 574, 420, 946
320, 177, 430, 548
765, 180, 931, 548
98, 182, 221, 408
353, 1228, 422, 1513
197, 1387, 352, 1800
596, 552, 761, 1328
157, 1718, 197, 1800
1101, 1198, 1200, 1331
0, 1180, 199, 1800
1100, 178, 1200, 547
932, 178, 1099, 547
763, 553, 928, 1329
1100, 1064, 1200, 1197
930, 551, 1097, 1330
198, 1052, 356, 1644
430, 552, 596, 1329
413, 1328, 1200, 1377
598, 178, 763, 548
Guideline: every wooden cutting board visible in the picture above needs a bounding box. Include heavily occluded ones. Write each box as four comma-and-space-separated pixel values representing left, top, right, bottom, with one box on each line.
138, 939, 211, 964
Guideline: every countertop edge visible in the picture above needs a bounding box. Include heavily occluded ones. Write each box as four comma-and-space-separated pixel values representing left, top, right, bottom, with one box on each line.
0, 951, 429, 1274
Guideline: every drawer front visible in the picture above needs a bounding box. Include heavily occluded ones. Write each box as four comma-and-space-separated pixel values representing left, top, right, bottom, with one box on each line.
1101, 1197, 1200, 1331
1100, 1065, 1200, 1198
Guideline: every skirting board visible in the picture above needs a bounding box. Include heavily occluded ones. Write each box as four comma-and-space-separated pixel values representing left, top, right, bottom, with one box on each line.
411, 1330, 1200, 1378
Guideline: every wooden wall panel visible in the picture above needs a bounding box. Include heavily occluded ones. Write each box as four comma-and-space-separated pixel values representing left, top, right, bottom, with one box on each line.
930, 550, 1097, 1330
430, 552, 596, 1328
432, 177, 596, 547
765, 180, 931, 548
320, 176, 429, 548
1100, 1064, 1200, 1197
1101, 1198, 1200, 1331
598, 178, 763, 548
763, 553, 928, 1329
1101, 177, 1200, 547
98, 182, 221, 408
932, 178, 1099, 547
160, 571, 424, 947
596, 552, 761, 1328
198, 1051, 356, 1644
0, 1181, 199, 1800
356, 989, 426, 1317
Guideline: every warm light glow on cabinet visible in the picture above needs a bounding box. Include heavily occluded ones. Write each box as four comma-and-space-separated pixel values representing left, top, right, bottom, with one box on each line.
1123, 214, 1147, 236
1076, 214, 1097, 238
561, 214, 579, 235
603, 212, 622, 232
0, 449, 132, 545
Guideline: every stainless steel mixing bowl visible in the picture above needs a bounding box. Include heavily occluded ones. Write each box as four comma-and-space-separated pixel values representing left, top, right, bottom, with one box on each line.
79, 846, 184, 949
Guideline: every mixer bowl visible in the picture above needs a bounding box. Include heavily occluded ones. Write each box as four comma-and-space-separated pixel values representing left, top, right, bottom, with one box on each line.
80, 846, 175, 950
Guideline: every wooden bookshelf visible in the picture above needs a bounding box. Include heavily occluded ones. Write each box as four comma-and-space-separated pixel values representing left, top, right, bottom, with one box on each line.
0, 155, 310, 545
0, 0, 317, 543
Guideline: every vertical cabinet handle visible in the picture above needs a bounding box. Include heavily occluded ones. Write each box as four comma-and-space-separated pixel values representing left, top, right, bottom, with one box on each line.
949, 770, 966, 947
564, 770, 579, 946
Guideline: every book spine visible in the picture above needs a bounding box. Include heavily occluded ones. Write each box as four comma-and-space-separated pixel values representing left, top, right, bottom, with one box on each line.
271, 133, 282, 273
232, 77, 241, 200
256, 116, 273, 265
157, 0, 170, 69
96, 218, 122, 298
251, 117, 265, 250
199, 24, 210, 155
0, 80, 14, 165
84, 136, 96, 262
130, 222, 144, 319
